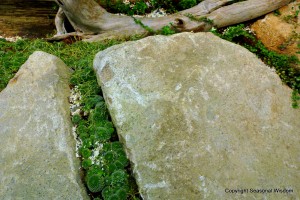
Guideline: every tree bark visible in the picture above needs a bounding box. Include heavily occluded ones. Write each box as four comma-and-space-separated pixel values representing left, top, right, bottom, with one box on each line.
50, 0, 291, 42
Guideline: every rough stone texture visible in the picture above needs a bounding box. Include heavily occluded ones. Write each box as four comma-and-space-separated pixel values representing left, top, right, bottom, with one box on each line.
0, 51, 88, 199
251, 0, 300, 61
94, 32, 300, 200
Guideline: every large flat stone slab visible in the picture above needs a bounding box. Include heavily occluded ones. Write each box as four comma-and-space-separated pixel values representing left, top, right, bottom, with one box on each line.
94, 32, 300, 200
0, 51, 88, 199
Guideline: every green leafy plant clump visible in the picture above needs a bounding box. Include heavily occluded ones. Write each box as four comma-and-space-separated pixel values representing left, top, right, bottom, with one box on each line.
87, 174, 105, 193
69, 63, 140, 199
66, 45, 140, 198
74, 88, 140, 199
211, 24, 300, 108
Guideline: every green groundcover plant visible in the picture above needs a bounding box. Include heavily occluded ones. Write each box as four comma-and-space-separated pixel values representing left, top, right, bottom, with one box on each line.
70, 65, 141, 199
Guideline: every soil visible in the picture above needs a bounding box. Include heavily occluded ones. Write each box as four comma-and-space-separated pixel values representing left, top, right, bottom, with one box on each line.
251, 0, 300, 60
0, 0, 57, 38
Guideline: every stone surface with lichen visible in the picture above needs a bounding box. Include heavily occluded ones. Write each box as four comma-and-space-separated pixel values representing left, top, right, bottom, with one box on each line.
94, 32, 300, 200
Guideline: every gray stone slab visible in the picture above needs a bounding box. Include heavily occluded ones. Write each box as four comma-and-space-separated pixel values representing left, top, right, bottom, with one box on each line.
0, 51, 88, 200
94, 32, 300, 200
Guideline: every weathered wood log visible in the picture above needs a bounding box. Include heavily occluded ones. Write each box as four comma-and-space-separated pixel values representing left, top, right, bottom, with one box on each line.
55, 7, 67, 35
50, 0, 290, 42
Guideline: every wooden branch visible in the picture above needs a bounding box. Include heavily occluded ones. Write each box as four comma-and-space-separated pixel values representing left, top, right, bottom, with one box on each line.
51, 0, 291, 41
55, 7, 67, 35
208, 0, 291, 28
180, 0, 232, 15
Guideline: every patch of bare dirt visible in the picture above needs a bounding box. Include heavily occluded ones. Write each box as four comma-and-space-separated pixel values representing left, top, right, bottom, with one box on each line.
251, 0, 300, 60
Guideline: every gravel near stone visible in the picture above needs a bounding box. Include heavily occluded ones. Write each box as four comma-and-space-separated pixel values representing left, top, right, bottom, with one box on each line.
0, 35, 23, 42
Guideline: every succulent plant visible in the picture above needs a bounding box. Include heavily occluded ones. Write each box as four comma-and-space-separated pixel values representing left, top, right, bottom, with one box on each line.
111, 170, 128, 187
94, 127, 113, 142
82, 95, 104, 111
87, 174, 105, 193
103, 141, 123, 152
115, 158, 128, 169
86, 165, 104, 178
104, 151, 115, 162
89, 102, 109, 122
101, 185, 129, 200
104, 121, 114, 129
77, 124, 89, 135
108, 163, 117, 174
72, 114, 82, 124
82, 138, 93, 148
115, 187, 128, 200
79, 132, 89, 140
101, 186, 112, 199
80, 147, 92, 159
82, 159, 93, 169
